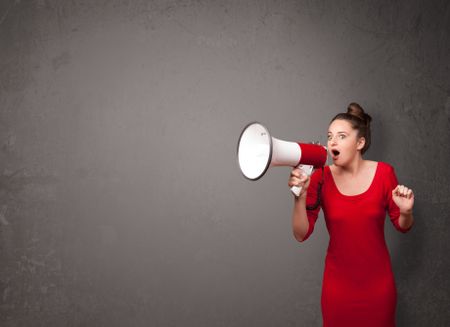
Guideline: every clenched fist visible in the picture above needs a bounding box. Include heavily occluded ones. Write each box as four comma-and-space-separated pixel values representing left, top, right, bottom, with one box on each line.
392, 185, 414, 214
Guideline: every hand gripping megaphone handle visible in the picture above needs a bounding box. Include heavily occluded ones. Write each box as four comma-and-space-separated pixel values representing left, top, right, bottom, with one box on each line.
290, 164, 314, 197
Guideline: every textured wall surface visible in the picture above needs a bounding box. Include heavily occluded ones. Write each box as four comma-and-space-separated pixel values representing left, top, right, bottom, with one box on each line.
1, 0, 449, 326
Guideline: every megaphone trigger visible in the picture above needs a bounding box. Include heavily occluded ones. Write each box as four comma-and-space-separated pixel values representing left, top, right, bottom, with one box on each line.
290, 164, 314, 197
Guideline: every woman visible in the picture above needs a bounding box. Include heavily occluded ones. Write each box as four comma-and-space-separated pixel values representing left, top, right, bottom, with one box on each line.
289, 103, 414, 327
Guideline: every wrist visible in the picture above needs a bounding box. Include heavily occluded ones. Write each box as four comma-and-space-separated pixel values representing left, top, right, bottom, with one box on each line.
400, 209, 413, 216
295, 193, 307, 203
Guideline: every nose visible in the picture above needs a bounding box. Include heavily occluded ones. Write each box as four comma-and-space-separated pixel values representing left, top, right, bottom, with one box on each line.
328, 136, 338, 145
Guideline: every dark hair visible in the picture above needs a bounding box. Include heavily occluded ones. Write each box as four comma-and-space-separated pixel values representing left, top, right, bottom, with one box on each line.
330, 102, 372, 155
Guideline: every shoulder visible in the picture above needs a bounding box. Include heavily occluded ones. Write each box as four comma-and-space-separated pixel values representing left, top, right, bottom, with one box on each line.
311, 167, 324, 178
310, 166, 326, 183
376, 161, 395, 173
375, 162, 398, 186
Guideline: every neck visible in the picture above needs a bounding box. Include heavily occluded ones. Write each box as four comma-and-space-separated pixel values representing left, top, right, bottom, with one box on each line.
333, 155, 365, 176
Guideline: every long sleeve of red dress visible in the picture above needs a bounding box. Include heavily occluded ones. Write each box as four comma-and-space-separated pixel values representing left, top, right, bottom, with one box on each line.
302, 162, 413, 327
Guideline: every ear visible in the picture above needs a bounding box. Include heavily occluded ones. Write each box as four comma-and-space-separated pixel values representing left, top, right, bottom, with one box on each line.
357, 137, 365, 151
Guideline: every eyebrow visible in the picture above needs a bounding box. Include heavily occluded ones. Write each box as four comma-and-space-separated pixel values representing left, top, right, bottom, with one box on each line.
327, 131, 349, 135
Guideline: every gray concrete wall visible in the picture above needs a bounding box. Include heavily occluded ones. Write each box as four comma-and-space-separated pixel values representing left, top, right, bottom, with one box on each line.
1, 0, 449, 326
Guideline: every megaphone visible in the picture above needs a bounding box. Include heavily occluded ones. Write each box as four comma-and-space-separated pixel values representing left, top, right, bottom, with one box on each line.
237, 122, 327, 197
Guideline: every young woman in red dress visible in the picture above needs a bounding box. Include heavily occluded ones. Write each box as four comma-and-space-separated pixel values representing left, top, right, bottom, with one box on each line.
289, 103, 415, 327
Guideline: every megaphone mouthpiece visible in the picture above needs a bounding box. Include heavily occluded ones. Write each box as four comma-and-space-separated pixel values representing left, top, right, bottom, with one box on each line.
296, 142, 328, 168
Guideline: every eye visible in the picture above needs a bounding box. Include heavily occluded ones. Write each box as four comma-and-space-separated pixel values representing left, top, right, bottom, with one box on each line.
338, 134, 346, 140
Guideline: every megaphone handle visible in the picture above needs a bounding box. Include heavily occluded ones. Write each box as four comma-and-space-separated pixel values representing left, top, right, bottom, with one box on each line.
290, 164, 314, 197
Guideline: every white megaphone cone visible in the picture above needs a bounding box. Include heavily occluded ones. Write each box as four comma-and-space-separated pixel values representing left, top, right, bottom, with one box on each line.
237, 122, 327, 197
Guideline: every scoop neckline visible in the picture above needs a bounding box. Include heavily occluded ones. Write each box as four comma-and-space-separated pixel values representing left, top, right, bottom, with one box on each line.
327, 162, 380, 199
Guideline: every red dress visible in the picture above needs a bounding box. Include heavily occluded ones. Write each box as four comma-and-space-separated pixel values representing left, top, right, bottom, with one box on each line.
303, 162, 413, 327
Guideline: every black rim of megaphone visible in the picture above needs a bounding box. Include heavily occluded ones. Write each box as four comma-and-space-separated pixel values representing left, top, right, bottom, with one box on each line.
237, 121, 273, 181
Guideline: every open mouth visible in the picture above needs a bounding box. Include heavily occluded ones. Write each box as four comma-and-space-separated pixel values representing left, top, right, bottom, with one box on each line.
331, 149, 340, 157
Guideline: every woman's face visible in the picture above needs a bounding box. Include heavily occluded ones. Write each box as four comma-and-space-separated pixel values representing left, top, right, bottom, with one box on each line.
327, 119, 365, 166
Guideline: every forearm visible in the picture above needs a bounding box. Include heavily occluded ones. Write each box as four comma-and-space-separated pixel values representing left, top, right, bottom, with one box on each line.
292, 196, 309, 242
398, 210, 414, 230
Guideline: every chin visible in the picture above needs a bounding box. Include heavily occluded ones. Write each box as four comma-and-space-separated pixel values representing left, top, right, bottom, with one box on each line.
333, 158, 347, 167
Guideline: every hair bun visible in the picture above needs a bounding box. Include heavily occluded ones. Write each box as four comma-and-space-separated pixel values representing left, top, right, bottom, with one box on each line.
347, 102, 372, 125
